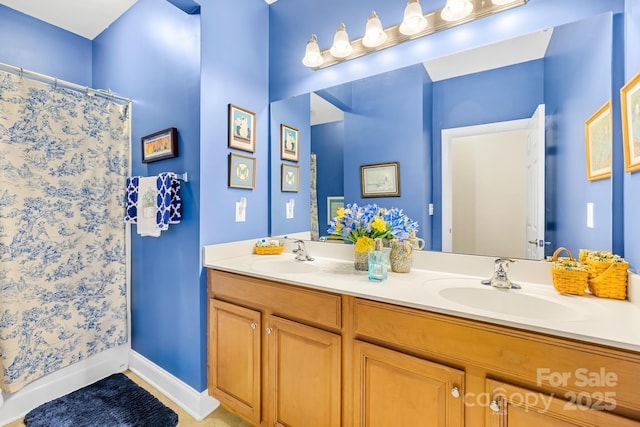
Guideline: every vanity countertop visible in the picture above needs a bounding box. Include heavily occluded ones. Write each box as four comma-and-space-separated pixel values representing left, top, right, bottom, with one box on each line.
203, 240, 640, 353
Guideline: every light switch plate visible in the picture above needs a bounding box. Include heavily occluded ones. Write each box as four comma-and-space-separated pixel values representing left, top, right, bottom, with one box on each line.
429, 203, 434, 216
587, 202, 594, 228
235, 202, 246, 222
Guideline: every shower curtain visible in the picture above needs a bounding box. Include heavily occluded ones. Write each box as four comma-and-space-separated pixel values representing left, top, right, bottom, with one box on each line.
0, 70, 130, 393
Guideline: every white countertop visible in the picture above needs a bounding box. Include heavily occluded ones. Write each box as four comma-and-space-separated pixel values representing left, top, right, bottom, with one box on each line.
203, 239, 640, 353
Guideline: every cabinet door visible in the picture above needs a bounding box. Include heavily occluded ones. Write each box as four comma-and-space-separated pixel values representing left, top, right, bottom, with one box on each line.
209, 299, 261, 425
267, 315, 341, 427
485, 379, 640, 427
353, 340, 465, 427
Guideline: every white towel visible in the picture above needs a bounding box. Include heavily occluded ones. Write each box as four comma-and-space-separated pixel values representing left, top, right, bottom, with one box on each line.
137, 176, 161, 237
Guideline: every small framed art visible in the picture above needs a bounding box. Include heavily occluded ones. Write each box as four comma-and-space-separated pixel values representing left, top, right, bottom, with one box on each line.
621, 71, 640, 172
229, 104, 256, 152
281, 124, 299, 162
281, 163, 300, 192
360, 162, 400, 197
327, 196, 344, 224
585, 100, 612, 181
228, 152, 256, 189
141, 127, 178, 163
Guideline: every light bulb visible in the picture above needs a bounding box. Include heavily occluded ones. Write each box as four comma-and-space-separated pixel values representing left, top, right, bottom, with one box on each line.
302, 34, 324, 68
441, 0, 473, 22
329, 23, 353, 58
362, 11, 387, 48
399, 0, 428, 36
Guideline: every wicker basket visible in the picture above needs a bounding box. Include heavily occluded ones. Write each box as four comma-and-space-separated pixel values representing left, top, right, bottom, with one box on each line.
549, 247, 588, 296
580, 250, 628, 300
254, 245, 284, 255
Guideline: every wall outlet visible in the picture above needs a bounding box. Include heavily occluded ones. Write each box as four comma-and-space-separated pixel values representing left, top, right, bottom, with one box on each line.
286, 199, 295, 219
429, 203, 434, 216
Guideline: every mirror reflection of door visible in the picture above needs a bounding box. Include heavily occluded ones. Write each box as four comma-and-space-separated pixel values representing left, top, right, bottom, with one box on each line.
442, 105, 545, 260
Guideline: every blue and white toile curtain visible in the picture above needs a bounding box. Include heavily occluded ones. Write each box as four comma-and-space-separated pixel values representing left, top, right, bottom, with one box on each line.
0, 70, 130, 393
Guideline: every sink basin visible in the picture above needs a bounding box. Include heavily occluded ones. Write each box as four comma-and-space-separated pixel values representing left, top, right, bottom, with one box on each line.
422, 278, 588, 321
251, 258, 321, 275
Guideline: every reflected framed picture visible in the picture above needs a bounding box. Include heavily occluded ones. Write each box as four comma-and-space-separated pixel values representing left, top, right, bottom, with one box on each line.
360, 162, 400, 197
585, 100, 612, 181
281, 163, 300, 192
141, 127, 178, 163
327, 196, 344, 224
228, 104, 256, 152
621, 71, 640, 172
281, 124, 299, 162
228, 152, 256, 189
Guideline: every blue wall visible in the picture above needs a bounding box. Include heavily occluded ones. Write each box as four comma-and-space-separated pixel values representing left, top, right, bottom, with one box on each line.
93, 0, 204, 390
0, 5, 92, 86
312, 121, 345, 232
625, 0, 640, 272
544, 13, 614, 257
199, 0, 270, 247
270, 94, 311, 236
344, 65, 428, 238
431, 60, 545, 250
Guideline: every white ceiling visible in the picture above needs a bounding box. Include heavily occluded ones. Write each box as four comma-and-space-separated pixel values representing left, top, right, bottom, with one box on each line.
0, 0, 138, 40
423, 27, 553, 81
0, 0, 278, 40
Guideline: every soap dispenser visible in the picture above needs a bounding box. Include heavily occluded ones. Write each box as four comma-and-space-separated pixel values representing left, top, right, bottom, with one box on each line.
368, 238, 388, 282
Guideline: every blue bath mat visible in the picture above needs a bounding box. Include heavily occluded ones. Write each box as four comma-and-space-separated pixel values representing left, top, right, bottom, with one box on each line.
24, 373, 178, 427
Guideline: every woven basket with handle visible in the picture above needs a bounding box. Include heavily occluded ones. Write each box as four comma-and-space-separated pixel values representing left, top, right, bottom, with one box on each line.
579, 250, 628, 300
550, 247, 588, 296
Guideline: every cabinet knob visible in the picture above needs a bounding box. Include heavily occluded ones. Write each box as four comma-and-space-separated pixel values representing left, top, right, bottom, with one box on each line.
250, 322, 257, 330
450, 386, 461, 398
265, 327, 273, 334
489, 400, 501, 413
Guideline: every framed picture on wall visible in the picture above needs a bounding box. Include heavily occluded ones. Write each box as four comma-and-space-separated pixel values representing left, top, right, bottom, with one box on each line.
228, 152, 256, 189
281, 163, 300, 192
585, 100, 612, 181
621, 71, 640, 172
228, 104, 256, 152
360, 162, 400, 197
281, 124, 299, 162
327, 196, 344, 224
141, 127, 178, 163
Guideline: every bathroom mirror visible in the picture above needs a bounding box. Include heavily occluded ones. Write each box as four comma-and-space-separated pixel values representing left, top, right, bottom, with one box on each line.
269, 12, 617, 261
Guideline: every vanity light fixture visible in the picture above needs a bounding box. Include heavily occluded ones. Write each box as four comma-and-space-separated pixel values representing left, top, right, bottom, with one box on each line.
362, 11, 387, 48
399, 0, 428, 36
441, 0, 474, 22
302, 0, 528, 70
302, 34, 324, 68
329, 23, 354, 58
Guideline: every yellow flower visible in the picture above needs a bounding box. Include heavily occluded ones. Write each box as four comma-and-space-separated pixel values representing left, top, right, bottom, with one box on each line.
370, 216, 387, 233
335, 207, 346, 218
355, 236, 375, 253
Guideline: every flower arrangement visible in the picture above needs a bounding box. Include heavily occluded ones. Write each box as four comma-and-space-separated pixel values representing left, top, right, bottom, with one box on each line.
327, 203, 419, 253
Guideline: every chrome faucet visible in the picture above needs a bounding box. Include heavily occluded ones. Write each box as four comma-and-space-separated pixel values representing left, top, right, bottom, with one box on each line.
293, 240, 314, 261
481, 258, 520, 289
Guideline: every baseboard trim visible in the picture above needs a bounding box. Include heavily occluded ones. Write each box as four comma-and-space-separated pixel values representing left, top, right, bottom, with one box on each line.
128, 351, 219, 421
0, 344, 129, 426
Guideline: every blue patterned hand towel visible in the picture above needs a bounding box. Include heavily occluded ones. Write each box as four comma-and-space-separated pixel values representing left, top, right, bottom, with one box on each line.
124, 172, 182, 236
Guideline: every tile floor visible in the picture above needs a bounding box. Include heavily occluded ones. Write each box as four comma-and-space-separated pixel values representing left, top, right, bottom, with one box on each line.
5, 371, 253, 427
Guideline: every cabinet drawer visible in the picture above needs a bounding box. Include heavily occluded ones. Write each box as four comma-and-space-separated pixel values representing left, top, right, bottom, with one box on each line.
209, 269, 342, 330
353, 298, 640, 416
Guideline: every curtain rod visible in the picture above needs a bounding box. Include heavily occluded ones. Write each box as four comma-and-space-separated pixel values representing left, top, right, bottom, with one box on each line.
0, 62, 131, 104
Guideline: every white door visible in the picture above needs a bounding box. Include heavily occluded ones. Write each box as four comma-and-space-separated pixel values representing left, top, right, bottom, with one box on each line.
441, 105, 546, 260
525, 104, 546, 260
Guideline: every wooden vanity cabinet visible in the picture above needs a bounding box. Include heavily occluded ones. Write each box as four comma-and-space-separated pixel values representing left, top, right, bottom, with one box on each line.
353, 340, 465, 426
208, 270, 342, 427
208, 269, 640, 426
